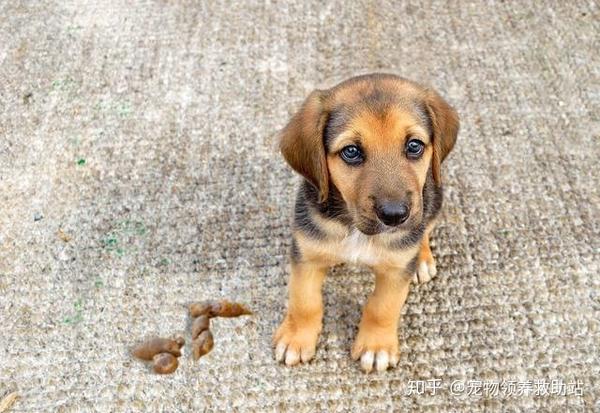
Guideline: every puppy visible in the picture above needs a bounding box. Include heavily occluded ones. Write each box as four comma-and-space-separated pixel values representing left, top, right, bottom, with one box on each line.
273, 73, 459, 372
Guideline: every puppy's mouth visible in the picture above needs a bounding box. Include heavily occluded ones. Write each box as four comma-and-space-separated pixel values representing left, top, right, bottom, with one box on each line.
354, 218, 404, 236
354, 213, 422, 236
354, 220, 383, 236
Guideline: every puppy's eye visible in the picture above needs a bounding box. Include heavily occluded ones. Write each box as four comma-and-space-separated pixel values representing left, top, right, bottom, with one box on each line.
340, 145, 363, 165
405, 139, 425, 159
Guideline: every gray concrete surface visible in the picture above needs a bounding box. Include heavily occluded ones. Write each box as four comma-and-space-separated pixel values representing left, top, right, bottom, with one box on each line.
0, 1, 599, 411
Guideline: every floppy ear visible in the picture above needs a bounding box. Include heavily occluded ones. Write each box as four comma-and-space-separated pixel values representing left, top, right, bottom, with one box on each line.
279, 90, 330, 202
425, 90, 459, 186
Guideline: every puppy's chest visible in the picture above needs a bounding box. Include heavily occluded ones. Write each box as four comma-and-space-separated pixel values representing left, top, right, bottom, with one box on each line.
334, 230, 412, 267
337, 231, 381, 265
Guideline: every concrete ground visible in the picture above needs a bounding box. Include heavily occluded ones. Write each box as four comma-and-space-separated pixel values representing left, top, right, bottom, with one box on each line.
0, 1, 598, 412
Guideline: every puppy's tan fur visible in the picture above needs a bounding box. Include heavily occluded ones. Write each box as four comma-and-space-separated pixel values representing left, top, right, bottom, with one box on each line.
274, 74, 459, 372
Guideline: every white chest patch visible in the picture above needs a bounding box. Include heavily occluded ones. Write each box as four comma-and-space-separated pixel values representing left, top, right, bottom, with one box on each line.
338, 230, 383, 266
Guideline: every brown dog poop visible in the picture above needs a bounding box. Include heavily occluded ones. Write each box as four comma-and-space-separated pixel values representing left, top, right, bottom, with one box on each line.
132, 337, 184, 360
188, 299, 252, 361
189, 300, 252, 318
153, 353, 179, 374
192, 330, 214, 360
132, 336, 184, 374
132, 300, 251, 372
191, 315, 210, 339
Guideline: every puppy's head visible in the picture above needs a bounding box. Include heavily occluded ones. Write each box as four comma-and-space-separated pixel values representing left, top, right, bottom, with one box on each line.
279, 74, 459, 235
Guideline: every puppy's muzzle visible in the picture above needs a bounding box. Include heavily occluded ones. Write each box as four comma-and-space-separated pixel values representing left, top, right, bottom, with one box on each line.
375, 200, 411, 227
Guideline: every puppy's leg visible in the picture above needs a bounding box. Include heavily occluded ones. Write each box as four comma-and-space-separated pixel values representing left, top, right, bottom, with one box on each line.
413, 223, 437, 284
352, 268, 411, 372
274, 261, 327, 366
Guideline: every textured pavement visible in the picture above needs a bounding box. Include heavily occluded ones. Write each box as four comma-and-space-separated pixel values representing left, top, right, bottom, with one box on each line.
0, 1, 599, 412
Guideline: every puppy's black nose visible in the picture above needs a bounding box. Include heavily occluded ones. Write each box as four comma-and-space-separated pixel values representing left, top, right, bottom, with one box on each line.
375, 201, 410, 226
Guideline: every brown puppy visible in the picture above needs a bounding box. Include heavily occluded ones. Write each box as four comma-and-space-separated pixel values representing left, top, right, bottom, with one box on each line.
274, 73, 459, 372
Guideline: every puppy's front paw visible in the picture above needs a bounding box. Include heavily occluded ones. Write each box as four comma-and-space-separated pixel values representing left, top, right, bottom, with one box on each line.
273, 316, 321, 366
412, 255, 437, 284
351, 324, 399, 373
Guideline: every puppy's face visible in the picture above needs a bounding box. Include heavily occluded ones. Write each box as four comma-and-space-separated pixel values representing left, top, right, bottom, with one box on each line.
325, 106, 432, 235
280, 74, 458, 236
